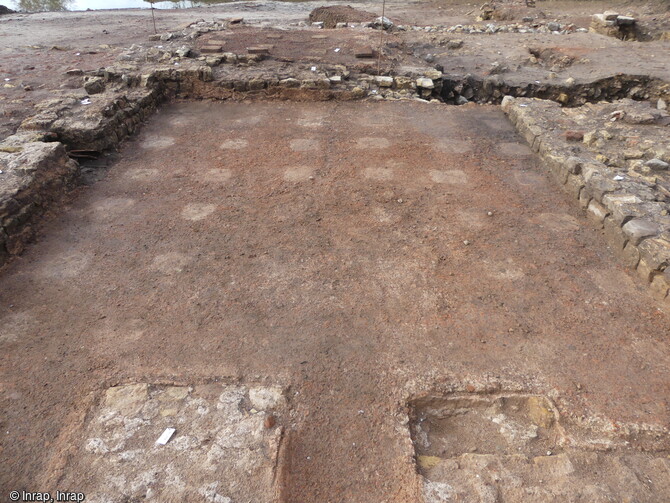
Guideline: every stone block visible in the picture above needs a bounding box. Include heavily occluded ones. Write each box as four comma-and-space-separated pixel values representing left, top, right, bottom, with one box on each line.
604, 217, 626, 251
221, 52, 237, 63
580, 162, 602, 183
315, 78, 331, 89
565, 173, 585, 201
500, 96, 516, 114
525, 126, 544, 152
247, 45, 272, 55
424, 69, 443, 80
354, 47, 375, 58
606, 200, 646, 226
622, 219, 660, 246
394, 76, 414, 90
585, 174, 621, 200
621, 241, 641, 268
199, 66, 213, 82
84, 77, 105, 95
375, 76, 394, 87
299, 78, 325, 90
637, 237, 670, 271
592, 13, 615, 26
645, 158, 669, 171
351, 86, 366, 98
616, 16, 636, 26
637, 258, 654, 283
587, 200, 609, 227
543, 151, 568, 184
578, 188, 591, 209
279, 78, 300, 88
416, 78, 434, 89
201, 44, 223, 54
650, 274, 670, 301
248, 78, 266, 91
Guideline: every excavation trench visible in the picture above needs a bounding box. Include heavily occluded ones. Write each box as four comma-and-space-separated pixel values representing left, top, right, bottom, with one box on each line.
2, 65, 669, 304
440, 73, 667, 107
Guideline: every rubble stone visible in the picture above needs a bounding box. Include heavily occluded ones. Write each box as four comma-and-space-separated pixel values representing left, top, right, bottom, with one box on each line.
375, 76, 394, 87
622, 219, 661, 245
416, 78, 434, 89
645, 159, 669, 171
84, 77, 105, 95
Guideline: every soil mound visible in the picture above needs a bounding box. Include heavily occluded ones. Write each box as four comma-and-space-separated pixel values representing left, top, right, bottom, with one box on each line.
309, 5, 376, 29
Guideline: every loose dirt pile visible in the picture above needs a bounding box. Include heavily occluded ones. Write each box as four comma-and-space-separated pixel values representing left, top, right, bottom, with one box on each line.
308, 5, 377, 29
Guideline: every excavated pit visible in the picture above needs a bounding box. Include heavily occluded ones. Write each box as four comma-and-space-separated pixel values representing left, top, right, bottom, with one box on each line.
410, 394, 562, 460
409, 393, 670, 503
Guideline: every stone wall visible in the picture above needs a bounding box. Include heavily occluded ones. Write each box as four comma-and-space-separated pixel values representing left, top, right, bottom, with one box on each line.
502, 96, 670, 304
442, 74, 670, 107
0, 140, 78, 260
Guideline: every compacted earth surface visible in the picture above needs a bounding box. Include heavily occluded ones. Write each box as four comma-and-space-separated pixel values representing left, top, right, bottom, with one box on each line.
1, 101, 670, 501
1, 1, 670, 502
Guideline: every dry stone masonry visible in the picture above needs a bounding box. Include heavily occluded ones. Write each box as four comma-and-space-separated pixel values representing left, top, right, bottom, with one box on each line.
502, 97, 670, 304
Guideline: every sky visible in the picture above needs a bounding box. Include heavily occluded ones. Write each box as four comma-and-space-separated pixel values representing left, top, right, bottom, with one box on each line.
7, 0, 203, 11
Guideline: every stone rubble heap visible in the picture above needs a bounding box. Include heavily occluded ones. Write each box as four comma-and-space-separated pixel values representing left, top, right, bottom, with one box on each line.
590, 11, 639, 40
297, 19, 583, 35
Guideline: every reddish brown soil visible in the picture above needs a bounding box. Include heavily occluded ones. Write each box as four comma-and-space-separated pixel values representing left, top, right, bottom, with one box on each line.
198, 26, 414, 68
1, 101, 669, 499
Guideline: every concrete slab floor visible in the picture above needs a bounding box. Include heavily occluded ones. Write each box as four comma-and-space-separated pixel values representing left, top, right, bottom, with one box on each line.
1, 101, 669, 501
